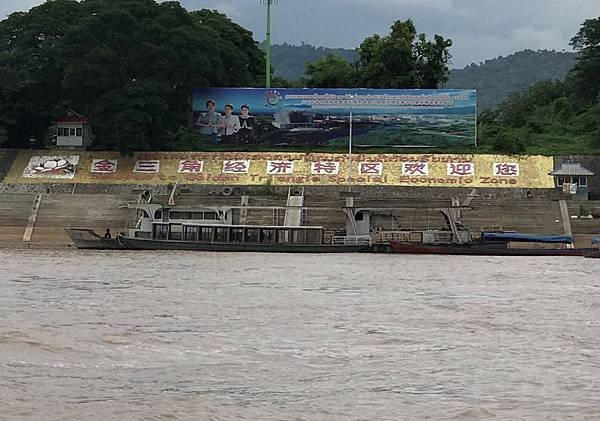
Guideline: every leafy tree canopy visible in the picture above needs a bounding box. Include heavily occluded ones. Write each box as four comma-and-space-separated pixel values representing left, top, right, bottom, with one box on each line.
301, 20, 452, 90
478, 17, 600, 155
0, 0, 265, 151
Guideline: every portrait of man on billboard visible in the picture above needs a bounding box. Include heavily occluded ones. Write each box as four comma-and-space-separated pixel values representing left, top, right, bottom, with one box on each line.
195, 99, 221, 143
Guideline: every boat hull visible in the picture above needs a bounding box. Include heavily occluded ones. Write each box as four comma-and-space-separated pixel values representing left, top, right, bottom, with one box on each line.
389, 241, 593, 257
117, 236, 369, 253
65, 229, 123, 250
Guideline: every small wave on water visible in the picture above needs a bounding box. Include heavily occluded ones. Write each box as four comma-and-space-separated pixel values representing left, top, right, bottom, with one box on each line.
1, 250, 600, 420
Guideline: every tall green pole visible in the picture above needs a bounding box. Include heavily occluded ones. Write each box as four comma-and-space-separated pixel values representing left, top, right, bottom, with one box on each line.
265, 0, 272, 88
266, 0, 273, 88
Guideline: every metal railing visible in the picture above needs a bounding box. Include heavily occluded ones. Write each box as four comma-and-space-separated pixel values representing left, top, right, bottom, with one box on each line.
331, 236, 372, 246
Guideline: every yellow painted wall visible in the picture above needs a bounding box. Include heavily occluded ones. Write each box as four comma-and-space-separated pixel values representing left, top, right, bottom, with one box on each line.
2, 151, 556, 188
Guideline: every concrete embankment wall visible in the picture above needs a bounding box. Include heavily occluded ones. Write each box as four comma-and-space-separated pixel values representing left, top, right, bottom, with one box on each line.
1, 184, 599, 248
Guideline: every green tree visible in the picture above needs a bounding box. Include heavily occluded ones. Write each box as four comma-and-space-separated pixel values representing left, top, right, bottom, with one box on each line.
303, 54, 356, 88
356, 20, 452, 88
569, 17, 600, 100
0, 0, 266, 152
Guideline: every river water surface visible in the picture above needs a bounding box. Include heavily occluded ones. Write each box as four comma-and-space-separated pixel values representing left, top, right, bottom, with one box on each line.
1, 250, 600, 420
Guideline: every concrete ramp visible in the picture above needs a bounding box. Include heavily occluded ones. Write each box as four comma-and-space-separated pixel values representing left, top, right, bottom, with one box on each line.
284, 188, 304, 227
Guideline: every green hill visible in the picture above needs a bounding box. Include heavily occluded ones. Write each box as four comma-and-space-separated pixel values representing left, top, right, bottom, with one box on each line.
267, 44, 576, 111
446, 50, 577, 110
264, 42, 359, 81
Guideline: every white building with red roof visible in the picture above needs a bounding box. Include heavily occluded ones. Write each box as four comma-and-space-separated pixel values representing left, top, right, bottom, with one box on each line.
54, 110, 93, 149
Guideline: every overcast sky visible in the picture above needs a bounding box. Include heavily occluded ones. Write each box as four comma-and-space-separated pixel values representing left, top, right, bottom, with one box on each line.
2, 0, 599, 67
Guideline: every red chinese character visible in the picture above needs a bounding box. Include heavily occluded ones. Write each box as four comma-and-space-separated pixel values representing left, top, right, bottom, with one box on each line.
268, 161, 293, 174
448, 163, 474, 176
359, 162, 382, 175
494, 163, 519, 176
313, 161, 339, 174
403, 162, 428, 175
179, 160, 203, 173
93, 160, 115, 172
223, 161, 249, 173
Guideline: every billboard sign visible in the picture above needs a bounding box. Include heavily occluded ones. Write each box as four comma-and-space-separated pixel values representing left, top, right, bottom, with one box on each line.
192, 88, 476, 148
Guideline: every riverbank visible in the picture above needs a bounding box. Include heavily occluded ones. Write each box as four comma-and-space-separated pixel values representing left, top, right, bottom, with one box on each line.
0, 188, 599, 249
1, 149, 599, 249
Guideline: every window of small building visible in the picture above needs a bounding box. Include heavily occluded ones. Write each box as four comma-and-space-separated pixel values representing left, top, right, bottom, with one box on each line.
69, 128, 76, 136
579, 177, 588, 187
557, 176, 564, 186
76, 128, 82, 137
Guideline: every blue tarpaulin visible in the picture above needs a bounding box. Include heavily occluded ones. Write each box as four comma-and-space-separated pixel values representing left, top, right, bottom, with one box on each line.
482, 232, 574, 244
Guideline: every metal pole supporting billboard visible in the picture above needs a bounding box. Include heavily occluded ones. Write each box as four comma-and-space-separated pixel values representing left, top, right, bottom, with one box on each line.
474, 90, 478, 148
348, 95, 354, 193
263, 0, 274, 88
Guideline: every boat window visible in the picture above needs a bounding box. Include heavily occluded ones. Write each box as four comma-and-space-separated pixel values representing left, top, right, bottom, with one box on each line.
183, 226, 199, 241
204, 212, 218, 220
154, 210, 162, 220
170, 211, 192, 220
260, 228, 274, 243
290, 229, 306, 244
214, 227, 228, 242
355, 212, 364, 221
305, 229, 322, 245
192, 212, 204, 219
200, 227, 213, 242
155, 224, 169, 240
245, 228, 259, 243
168, 224, 182, 240
276, 229, 289, 243
230, 228, 243, 243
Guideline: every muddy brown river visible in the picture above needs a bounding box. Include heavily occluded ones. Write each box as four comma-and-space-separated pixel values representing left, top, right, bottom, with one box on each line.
1, 250, 599, 420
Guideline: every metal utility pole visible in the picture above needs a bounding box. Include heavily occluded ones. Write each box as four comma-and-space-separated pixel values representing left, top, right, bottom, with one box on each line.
348, 95, 354, 192
262, 0, 278, 88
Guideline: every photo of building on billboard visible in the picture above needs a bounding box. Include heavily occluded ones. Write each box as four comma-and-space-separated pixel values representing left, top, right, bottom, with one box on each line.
192, 88, 476, 148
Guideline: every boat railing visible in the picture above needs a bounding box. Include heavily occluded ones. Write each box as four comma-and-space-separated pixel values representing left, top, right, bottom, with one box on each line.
332, 236, 371, 246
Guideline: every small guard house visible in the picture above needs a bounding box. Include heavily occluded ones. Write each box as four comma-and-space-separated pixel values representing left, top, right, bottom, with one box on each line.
54, 111, 93, 149
549, 162, 595, 200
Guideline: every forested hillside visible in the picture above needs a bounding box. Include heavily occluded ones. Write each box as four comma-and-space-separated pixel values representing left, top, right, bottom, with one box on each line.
269, 44, 576, 111
446, 50, 577, 110
479, 17, 600, 155
265, 42, 359, 81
